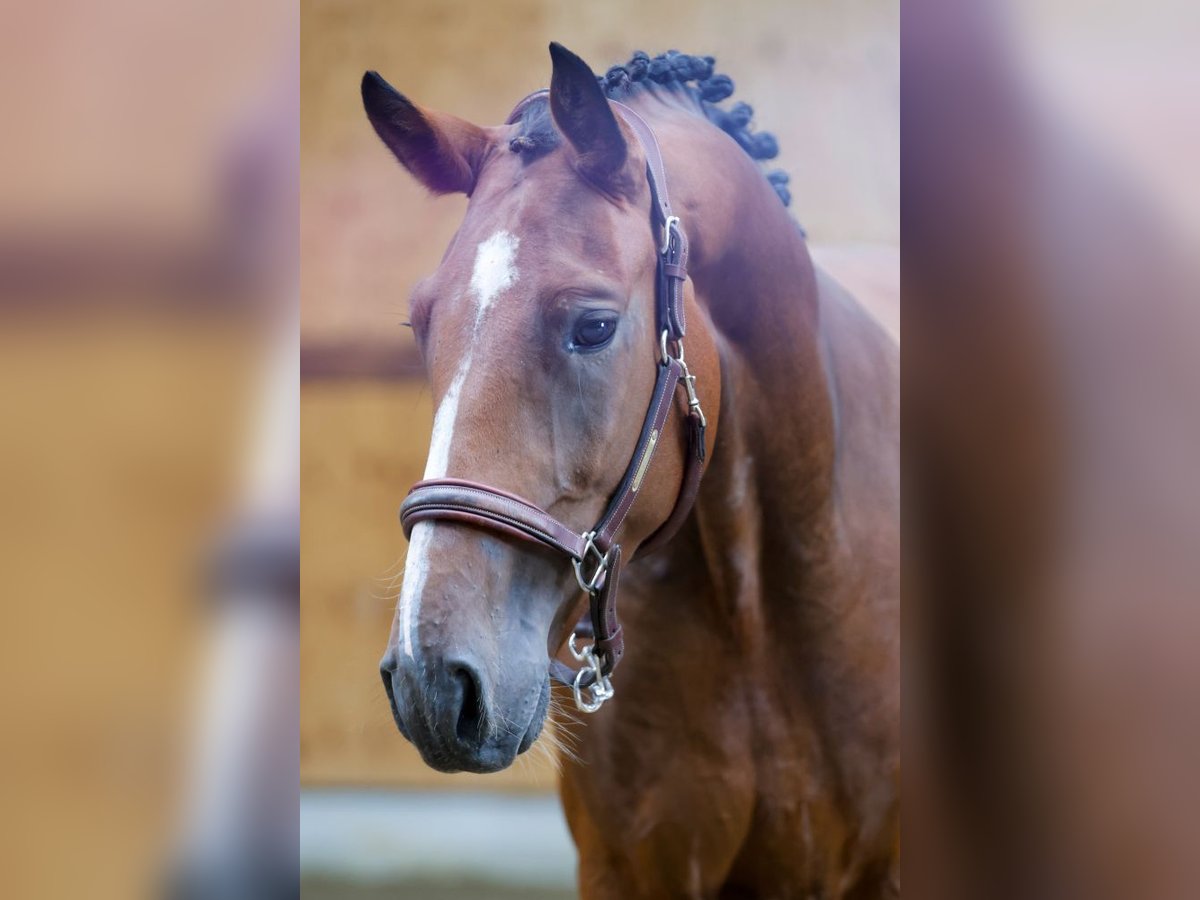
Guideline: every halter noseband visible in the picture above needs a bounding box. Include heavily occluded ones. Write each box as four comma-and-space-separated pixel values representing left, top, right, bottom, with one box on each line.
399, 91, 707, 713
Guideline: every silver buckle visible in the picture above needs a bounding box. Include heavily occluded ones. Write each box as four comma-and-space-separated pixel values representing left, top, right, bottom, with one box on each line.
660, 215, 681, 256
568, 633, 614, 713
572, 531, 609, 595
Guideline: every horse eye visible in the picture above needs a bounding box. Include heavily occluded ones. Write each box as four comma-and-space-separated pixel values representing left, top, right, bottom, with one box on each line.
571, 311, 619, 351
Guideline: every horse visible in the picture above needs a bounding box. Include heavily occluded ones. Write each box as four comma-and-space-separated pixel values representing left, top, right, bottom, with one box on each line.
367, 44, 899, 898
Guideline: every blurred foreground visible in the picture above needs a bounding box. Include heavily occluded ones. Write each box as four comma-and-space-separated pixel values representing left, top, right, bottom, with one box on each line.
905, 0, 1200, 897
0, 1, 297, 898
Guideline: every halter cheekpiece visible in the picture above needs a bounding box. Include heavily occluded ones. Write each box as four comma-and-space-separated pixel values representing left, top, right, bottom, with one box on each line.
399, 91, 707, 713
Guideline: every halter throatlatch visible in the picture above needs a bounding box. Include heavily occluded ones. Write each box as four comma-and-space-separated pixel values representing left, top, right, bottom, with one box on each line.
399, 93, 708, 713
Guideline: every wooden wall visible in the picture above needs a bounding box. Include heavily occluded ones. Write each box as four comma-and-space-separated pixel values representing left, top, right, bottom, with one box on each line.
300, 379, 560, 789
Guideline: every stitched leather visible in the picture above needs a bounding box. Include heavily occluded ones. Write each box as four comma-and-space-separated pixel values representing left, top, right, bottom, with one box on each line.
401, 480, 588, 559
639, 412, 706, 556
611, 100, 689, 340
592, 358, 683, 551
591, 544, 624, 673
507, 90, 688, 341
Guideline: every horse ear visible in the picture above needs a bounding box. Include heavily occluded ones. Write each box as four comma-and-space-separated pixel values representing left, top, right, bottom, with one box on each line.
548, 43, 630, 189
361, 70, 489, 195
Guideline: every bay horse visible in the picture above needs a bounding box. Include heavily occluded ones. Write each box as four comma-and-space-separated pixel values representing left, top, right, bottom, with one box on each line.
367, 44, 899, 898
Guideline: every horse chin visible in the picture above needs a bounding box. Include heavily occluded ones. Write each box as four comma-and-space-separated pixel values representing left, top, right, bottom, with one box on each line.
516, 676, 552, 756
415, 676, 551, 775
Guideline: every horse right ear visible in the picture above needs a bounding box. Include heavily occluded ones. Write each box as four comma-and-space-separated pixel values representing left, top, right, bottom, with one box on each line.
548, 43, 633, 195
361, 71, 489, 195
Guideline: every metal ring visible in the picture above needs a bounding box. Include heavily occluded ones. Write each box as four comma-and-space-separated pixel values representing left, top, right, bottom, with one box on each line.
660, 330, 686, 367
567, 632, 590, 662
572, 531, 609, 595
571, 651, 614, 714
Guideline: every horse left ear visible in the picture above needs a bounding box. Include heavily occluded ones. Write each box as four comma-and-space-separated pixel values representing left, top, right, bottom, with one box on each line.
548, 42, 631, 192
361, 70, 489, 195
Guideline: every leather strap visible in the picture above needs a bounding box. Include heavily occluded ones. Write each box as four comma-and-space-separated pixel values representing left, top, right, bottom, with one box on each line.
610, 100, 689, 342
401, 354, 684, 558
503, 89, 548, 124
506, 91, 689, 342
592, 357, 684, 551
401, 478, 589, 559
638, 408, 706, 556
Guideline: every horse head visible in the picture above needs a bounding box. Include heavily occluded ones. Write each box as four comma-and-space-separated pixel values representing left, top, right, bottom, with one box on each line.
368, 44, 718, 773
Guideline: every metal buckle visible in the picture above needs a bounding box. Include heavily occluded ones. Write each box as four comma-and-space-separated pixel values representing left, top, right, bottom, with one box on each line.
659, 331, 707, 428
568, 633, 614, 713
572, 531, 610, 595
660, 215, 681, 256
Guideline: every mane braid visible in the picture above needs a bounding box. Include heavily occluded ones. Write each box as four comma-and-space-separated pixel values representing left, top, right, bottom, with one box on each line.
508, 97, 561, 159
601, 50, 795, 212
509, 50, 798, 222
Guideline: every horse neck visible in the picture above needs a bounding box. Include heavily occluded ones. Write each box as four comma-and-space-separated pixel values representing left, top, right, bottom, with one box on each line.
642, 99, 840, 607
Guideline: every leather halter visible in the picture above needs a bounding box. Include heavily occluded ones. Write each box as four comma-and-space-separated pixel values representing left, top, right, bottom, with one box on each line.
399, 91, 708, 713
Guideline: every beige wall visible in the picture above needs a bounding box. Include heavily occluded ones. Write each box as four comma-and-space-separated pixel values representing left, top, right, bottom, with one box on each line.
300, 0, 898, 787
302, 379, 556, 789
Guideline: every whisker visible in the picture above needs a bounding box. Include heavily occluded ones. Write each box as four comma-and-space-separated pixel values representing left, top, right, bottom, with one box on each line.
536, 728, 580, 768
377, 555, 407, 577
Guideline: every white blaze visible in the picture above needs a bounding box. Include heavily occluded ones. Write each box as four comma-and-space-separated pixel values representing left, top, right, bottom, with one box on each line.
398, 231, 520, 658
468, 231, 520, 327
422, 364, 467, 480
399, 521, 434, 660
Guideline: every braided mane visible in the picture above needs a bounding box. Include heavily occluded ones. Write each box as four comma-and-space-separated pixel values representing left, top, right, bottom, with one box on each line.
510, 50, 794, 210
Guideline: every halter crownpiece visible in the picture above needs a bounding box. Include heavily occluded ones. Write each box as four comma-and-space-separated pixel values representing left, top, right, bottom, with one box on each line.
400, 91, 707, 713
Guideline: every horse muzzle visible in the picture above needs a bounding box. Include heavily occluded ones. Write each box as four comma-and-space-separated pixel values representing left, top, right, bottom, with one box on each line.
379, 645, 548, 773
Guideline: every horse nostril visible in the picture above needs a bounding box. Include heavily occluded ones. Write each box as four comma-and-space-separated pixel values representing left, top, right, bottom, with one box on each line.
380, 662, 396, 706
379, 650, 411, 739
449, 661, 486, 745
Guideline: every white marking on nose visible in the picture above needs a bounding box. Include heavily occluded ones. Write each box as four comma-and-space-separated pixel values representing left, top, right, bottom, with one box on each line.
422, 362, 468, 481
398, 521, 433, 660
398, 231, 520, 659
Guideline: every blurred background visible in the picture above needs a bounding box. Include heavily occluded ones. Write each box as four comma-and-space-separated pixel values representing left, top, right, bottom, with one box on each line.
299, 0, 896, 897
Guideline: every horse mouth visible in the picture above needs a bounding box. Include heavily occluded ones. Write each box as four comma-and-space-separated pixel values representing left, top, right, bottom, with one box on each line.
382, 665, 552, 775
516, 676, 551, 754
